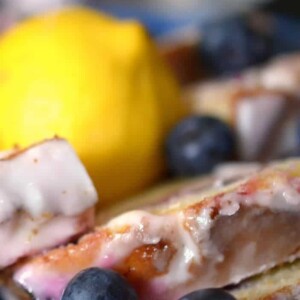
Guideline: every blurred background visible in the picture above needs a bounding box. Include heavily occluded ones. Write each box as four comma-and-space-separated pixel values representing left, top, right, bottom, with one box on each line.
1, 0, 299, 36
2, 0, 300, 83
1, 0, 300, 207
2, 0, 300, 79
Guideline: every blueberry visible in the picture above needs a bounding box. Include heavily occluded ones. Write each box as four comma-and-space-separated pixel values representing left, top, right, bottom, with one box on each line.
166, 116, 235, 177
61, 268, 137, 300
271, 15, 300, 55
179, 288, 236, 300
200, 16, 272, 75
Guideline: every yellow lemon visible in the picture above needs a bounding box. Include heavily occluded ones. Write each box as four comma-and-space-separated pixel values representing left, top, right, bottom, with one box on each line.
0, 7, 186, 206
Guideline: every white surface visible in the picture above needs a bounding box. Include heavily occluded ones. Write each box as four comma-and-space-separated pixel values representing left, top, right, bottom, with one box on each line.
0, 138, 97, 222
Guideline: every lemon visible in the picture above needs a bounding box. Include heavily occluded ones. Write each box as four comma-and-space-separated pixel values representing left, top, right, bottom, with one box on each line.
0, 7, 186, 206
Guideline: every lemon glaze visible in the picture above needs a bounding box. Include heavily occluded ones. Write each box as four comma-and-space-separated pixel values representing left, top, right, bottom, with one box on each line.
15, 160, 300, 299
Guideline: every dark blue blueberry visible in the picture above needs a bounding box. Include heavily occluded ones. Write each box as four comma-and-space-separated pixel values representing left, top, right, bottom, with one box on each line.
200, 16, 273, 75
271, 14, 300, 55
166, 116, 236, 177
179, 288, 236, 300
61, 267, 137, 300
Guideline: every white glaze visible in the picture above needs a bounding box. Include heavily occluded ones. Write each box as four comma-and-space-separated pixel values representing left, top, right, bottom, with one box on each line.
213, 162, 261, 182
0, 138, 98, 222
14, 161, 300, 300
260, 54, 300, 93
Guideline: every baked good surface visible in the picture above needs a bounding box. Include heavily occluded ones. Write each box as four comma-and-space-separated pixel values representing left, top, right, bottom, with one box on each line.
12, 159, 300, 300
0, 138, 97, 270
